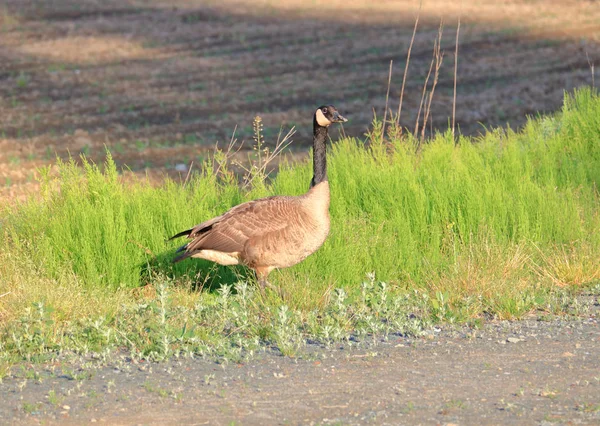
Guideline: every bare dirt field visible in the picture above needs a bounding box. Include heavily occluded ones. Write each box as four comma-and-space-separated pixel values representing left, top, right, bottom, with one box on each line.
1, 0, 599, 201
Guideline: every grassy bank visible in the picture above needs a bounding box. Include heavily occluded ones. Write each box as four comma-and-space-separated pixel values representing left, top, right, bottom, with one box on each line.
1, 89, 600, 372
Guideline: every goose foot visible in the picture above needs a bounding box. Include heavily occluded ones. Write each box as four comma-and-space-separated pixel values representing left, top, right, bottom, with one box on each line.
258, 277, 277, 295
258, 276, 286, 300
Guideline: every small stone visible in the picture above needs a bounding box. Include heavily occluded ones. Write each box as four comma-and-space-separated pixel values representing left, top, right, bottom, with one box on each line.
175, 163, 188, 172
507, 337, 521, 343
91, 419, 97, 423
62, 405, 70, 410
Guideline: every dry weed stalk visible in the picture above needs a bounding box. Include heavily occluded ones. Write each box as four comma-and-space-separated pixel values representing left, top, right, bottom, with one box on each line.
586, 51, 595, 89
212, 125, 244, 183
396, 2, 421, 129
211, 119, 294, 189
415, 21, 444, 145
391, 13, 461, 145
182, 160, 194, 186
235, 117, 295, 189
452, 18, 461, 140
382, 60, 393, 143
421, 22, 444, 141
414, 63, 433, 141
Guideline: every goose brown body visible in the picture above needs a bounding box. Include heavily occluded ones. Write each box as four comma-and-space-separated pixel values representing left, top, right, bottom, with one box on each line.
170, 106, 346, 287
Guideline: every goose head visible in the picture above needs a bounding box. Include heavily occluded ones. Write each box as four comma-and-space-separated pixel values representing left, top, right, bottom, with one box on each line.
314, 105, 348, 128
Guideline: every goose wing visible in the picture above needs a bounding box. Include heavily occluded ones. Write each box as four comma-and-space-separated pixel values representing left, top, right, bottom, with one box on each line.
172, 195, 297, 261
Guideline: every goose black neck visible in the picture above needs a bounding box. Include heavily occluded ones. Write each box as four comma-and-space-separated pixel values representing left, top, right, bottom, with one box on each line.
310, 122, 329, 188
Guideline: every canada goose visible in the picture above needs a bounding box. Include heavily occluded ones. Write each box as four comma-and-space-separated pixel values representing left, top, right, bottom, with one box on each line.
169, 105, 347, 290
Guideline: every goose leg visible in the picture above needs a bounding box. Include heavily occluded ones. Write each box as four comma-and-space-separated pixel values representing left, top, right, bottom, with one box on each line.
256, 268, 284, 298
258, 277, 274, 293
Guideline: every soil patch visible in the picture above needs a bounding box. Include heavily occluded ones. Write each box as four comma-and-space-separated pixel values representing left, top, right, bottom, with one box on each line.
1, 0, 599, 201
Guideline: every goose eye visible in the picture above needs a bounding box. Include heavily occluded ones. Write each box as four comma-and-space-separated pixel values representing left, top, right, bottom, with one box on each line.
322, 108, 328, 114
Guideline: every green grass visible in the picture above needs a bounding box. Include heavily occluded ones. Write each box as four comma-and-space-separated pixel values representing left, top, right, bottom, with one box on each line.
1, 89, 600, 370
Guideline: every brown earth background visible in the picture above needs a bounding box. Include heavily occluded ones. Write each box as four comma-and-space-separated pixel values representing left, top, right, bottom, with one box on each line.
1, 0, 599, 202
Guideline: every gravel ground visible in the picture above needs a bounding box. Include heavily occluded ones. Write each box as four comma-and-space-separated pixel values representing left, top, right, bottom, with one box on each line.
2, 307, 599, 425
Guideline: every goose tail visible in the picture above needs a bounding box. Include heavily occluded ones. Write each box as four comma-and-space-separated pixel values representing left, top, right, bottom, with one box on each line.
172, 249, 192, 263
168, 228, 193, 241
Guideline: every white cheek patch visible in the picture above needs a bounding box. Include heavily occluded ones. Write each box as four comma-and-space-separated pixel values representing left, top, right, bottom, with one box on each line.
315, 109, 332, 127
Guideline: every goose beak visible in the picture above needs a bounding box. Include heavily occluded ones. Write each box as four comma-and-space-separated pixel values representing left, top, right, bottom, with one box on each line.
332, 112, 348, 123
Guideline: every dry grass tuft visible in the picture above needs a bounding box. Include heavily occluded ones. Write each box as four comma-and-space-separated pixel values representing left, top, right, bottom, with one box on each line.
0, 250, 127, 325
531, 243, 600, 288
